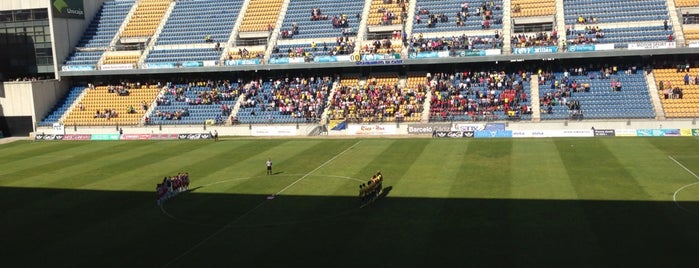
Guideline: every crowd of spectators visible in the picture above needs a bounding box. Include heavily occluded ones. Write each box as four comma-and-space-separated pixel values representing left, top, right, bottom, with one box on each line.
429, 70, 530, 121
409, 32, 503, 55
512, 30, 558, 48
240, 76, 332, 122
567, 25, 603, 45
328, 76, 425, 122
150, 80, 242, 123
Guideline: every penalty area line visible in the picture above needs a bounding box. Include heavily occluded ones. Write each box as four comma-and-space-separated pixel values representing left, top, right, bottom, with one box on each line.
668, 156, 699, 217
162, 141, 361, 267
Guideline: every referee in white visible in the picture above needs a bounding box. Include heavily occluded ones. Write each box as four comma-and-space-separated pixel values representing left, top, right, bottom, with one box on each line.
266, 158, 273, 175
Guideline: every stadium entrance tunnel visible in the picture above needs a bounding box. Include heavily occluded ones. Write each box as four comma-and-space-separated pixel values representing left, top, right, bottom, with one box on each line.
2, 186, 699, 267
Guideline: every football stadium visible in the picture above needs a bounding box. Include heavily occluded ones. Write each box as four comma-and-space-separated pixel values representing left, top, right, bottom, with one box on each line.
2, 0, 699, 266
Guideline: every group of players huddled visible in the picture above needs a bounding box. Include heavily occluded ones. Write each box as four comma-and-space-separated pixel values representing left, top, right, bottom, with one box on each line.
359, 171, 383, 206
156, 172, 190, 205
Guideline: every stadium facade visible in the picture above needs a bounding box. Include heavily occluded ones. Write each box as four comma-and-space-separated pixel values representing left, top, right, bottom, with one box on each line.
1, 0, 699, 137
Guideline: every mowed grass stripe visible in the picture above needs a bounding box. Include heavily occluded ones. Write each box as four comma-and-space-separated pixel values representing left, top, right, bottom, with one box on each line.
0, 141, 92, 163
601, 138, 695, 201
507, 139, 604, 265
6, 141, 207, 189
0, 141, 127, 179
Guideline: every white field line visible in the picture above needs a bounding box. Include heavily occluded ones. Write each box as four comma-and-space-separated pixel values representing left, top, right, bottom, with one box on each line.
668, 156, 699, 217
162, 141, 361, 267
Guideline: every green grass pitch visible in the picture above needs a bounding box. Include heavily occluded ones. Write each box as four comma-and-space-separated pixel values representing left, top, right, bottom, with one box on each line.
2, 137, 699, 267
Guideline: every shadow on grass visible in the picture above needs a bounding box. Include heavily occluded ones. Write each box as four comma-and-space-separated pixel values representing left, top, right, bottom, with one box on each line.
1, 186, 699, 267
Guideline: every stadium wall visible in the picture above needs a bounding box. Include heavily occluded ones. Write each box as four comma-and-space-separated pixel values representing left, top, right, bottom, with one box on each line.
0, 79, 70, 132
49, 0, 106, 78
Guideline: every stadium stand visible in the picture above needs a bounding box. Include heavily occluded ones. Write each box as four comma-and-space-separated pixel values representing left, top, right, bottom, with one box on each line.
367, 0, 407, 26
429, 71, 532, 121
511, 0, 554, 18
539, 67, 654, 120
328, 74, 425, 122
278, 0, 365, 40
63, 84, 160, 126
154, 0, 243, 46
238, 0, 284, 32
62, 0, 136, 69
653, 67, 699, 118
236, 77, 332, 124
563, 0, 669, 25
148, 81, 241, 125
38, 86, 87, 126
674, 0, 699, 7
412, 0, 504, 33
121, 0, 171, 38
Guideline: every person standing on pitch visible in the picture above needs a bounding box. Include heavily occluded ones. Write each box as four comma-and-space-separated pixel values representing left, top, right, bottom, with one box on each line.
266, 158, 273, 175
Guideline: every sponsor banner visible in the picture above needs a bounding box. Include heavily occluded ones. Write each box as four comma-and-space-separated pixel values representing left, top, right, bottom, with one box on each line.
484, 123, 506, 131
120, 134, 152, 140
614, 129, 637, 137
512, 46, 558, 54
34, 133, 64, 140
347, 124, 397, 135
52, 0, 85, 19
636, 129, 681, 137
203, 60, 217, 67
362, 53, 400, 61
454, 123, 484, 132
90, 134, 120, 140
474, 130, 513, 138
595, 43, 614, 51
315, 56, 338, 62
150, 133, 179, 140
270, 58, 289, 64
289, 57, 305, 63
411, 51, 440, 59
224, 59, 260, 66
329, 120, 347, 131
459, 50, 485, 57
182, 61, 203, 68
53, 123, 65, 135
679, 128, 694, 137
407, 123, 451, 134
693, 129, 699, 136
61, 65, 95, 71
251, 126, 296, 136
177, 133, 213, 140
485, 49, 501, 56
62, 134, 91, 140
627, 42, 676, 50
355, 59, 403, 65
510, 129, 593, 138
593, 129, 615, 136
568, 44, 595, 52
101, 64, 134, 70
143, 62, 176, 69
434, 131, 474, 138
689, 41, 699, 48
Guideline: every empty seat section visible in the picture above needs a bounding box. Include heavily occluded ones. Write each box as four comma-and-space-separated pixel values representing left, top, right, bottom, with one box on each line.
563, 0, 669, 25
38, 86, 87, 126
155, 0, 243, 45
122, 0, 171, 37
145, 48, 223, 64
511, 0, 554, 17
62, 0, 135, 68
675, 0, 699, 7
103, 53, 141, 67
238, 0, 284, 32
